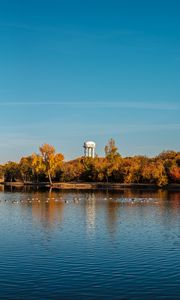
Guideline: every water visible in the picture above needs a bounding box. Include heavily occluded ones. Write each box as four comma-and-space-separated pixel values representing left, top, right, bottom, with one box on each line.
0, 185, 180, 299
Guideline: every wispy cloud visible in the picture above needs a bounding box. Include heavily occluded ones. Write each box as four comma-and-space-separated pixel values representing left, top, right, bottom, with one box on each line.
1, 22, 143, 35
1, 120, 180, 143
0, 101, 179, 110
0, 22, 52, 32
72, 123, 180, 136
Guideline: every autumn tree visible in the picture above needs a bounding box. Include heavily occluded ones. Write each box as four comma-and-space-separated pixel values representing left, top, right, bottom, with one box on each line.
105, 138, 120, 159
103, 139, 122, 182
39, 144, 64, 185
157, 150, 177, 161
157, 151, 180, 183
49, 153, 64, 181
90, 157, 107, 182
117, 157, 142, 184
80, 157, 95, 181
166, 153, 180, 183
3, 161, 21, 182
169, 165, 180, 182
141, 159, 168, 186
31, 154, 45, 182
61, 158, 85, 182
1, 139, 179, 187
0, 165, 4, 182
19, 156, 33, 183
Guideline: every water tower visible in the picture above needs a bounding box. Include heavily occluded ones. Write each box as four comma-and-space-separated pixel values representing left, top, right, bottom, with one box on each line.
83, 141, 96, 158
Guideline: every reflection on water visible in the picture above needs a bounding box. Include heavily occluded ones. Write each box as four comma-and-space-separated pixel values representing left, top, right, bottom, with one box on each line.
0, 184, 4, 192
1, 187, 180, 235
85, 193, 96, 234
1, 186, 180, 235
31, 196, 64, 231
0, 187, 180, 299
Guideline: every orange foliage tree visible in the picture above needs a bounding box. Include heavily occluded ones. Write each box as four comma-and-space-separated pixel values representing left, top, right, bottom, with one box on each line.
1, 140, 180, 187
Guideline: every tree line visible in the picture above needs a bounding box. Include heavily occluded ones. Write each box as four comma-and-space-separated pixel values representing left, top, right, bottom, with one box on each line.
0, 139, 180, 186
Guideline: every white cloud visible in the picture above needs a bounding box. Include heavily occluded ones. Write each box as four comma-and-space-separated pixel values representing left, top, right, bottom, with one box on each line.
0, 101, 179, 110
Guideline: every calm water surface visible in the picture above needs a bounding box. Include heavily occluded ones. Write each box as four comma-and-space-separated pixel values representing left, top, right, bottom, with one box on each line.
0, 185, 180, 299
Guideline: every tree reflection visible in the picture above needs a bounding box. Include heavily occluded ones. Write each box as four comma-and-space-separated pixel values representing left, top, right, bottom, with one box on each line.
85, 193, 96, 235
1, 186, 180, 240
31, 191, 64, 230
106, 199, 120, 236
0, 185, 4, 192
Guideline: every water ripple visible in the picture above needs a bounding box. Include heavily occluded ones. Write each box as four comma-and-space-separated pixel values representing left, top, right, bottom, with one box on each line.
0, 189, 180, 299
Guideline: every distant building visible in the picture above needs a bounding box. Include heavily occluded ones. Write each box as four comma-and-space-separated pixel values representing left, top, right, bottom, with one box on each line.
83, 141, 96, 158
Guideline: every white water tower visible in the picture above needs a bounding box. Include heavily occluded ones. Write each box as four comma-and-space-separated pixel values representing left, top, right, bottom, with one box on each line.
83, 141, 96, 158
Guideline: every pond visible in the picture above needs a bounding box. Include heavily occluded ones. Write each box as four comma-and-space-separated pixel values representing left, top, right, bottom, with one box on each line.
0, 186, 180, 299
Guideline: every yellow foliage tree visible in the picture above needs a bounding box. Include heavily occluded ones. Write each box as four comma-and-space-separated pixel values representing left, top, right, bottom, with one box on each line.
31, 154, 46, 182
39, 144, 64, 184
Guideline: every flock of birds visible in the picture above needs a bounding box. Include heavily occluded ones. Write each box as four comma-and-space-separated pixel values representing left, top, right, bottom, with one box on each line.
117, 197, 158, 204
0, 196, 82, 205
0, 196, 158, 205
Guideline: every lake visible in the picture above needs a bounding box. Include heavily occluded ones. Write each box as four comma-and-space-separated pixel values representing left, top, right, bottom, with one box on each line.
0, 185, 180, 299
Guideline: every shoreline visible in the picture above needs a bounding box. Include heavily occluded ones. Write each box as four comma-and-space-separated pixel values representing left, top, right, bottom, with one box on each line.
1, 182, 180, 191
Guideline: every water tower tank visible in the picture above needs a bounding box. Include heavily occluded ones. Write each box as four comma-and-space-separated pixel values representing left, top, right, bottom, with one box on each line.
83, 141, 96, 158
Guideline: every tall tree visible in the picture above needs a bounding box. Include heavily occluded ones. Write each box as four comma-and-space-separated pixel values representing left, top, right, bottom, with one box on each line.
104, 139, 121, 182
105, 138, 120, 159
31, 154, 45, 182
39, 144, 64, 185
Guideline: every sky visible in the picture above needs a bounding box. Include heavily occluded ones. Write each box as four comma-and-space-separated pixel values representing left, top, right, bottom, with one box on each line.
0, 0, 180, 162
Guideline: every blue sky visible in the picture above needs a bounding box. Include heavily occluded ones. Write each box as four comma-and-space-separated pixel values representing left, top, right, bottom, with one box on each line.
0, 0, 180, 162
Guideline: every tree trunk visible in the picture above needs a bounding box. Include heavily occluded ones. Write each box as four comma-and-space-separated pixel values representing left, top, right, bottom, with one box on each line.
106, 175, 109, 183
48, 171, 52, 185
